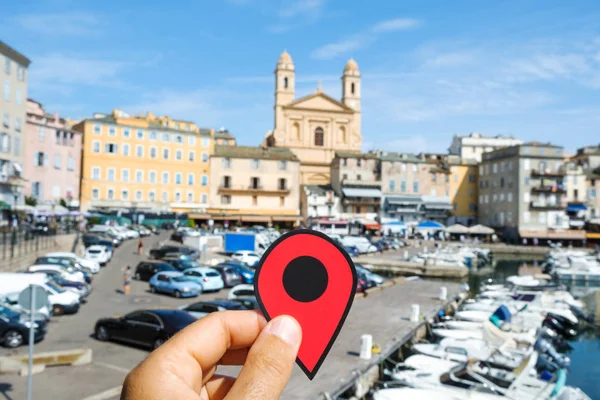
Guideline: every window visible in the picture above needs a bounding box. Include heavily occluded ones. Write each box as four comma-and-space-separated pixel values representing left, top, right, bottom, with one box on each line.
52, 185, 60, 198
109, 126, 116, 136
508, 192, 513, 202
499, 193, 505, 201
413, 180, 419, 193
468, 174, 475, 183
175, 135, 183, 144
149, 131, 157, 140
162, 172, 169, 184
357, 174, 361, 181
189, 151, 195, 161
64, 156, 74, 171
283, 76, 288, 88
149, 171, 156, 183
389, 179, 395, 192
13, 137, 20, 156
1, 133, 10, 153
136, 170, 143, 183
92, 167, 100, 180
343, 173, 348, 180
122, 190, 129, 201
162, 192, 168, 202
149, 191, 156, 202
136, 145, 143, 157
105, 143, 118, 154
412, 164, 418, 172
107, 189, 114, 200
187, 173, 194, 185
523, 211, 531, 223
278, 178, 287, 190
4, 79, 10, 100
431, 173, 437, 183
202, 137, 209, 147
55, 131, 61, 144
500, 177, 505, 188
92, 188, 99, 200
188, 136, 195, 145
123, 128, 130, 138
174, 192, 182, 202
401, 180, 407, 192
15, 116, 21, 132
280, 196, 285, 206
176, 149, 182, 160
222, 158, 231, 168
314, 127, 324, 146
454, 174, 458, 183
523, 159, 531, 171
163, 148, 169, 159
187, 192, 194, 202
94, 124, 101, 134
162, 132, 170, 142
250, 159, 260, 169
202, 175, 208, 186
252, 195, 258, 206
357, 158, 362, 167
250, 178, 259, 189
53, 154, 61, 169
107, 168, 115, 181
150, 147, 157, 158
90, 140, 99, 153
136, 191, 143, 201
137, 129, 144, 139
524, 192, 530, 203
539, 212, 547, 224
524, 177, 530, 185
222, 176, 231, 188
221, 195, 231, 205
2, 112, 8, 128
202, 152, 208, 162
201, 194, 207, 204
121, 169, 130, 182
508, 161, 513, 170
15, 87, 22, 105
175, 173, 182, 185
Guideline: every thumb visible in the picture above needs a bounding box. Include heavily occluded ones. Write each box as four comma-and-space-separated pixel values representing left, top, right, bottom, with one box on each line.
225, 315, 302, 400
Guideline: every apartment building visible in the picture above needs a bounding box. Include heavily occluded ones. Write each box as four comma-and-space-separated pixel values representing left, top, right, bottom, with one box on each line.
0, 41, 30, 226
570, 145, 600, 220
74, 109, 215, 213
331, 152, 381, 225
23, 99, 82, 207
214, 129, 236, 146
448, 132, 523, 162
420, 154, 453, 223
449, 158, 479, 226
478, 142, 584, 243
203, 145, 301, 228
301, 184, 341, 224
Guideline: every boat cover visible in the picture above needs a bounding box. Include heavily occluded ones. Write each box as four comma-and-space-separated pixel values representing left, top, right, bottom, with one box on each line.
492, 305, 512, 323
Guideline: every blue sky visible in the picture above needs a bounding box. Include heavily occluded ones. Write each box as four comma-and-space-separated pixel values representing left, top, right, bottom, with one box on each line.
2, 0, 600, 154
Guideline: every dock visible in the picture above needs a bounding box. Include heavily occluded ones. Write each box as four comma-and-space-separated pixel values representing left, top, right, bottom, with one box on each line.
217, 279, 466, 399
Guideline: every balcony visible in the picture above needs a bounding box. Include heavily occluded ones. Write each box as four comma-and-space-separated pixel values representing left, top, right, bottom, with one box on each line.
218, 184, 290, 196
531, 186, 566, 194
530, 201, 564, 210
530, 168, 565, 178
342, 197, 381, 206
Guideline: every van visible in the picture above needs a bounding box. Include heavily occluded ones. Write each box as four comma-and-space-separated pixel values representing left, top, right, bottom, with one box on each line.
0, 273, 81, 315
341, 236, 376, 254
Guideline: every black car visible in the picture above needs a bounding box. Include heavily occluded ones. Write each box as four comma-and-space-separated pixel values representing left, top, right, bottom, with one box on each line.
134, 261, 177, 281
162, 257, 201, 272
180, 300, 246, 319
34, 222, 56, 236
212, 264, 243, 288
228, 297, 260, 310
357, 271, 377, 290
94, 309, 196, 350
149, 245, 199, 260
83, 234, 120, 249
1, 306, 47, 348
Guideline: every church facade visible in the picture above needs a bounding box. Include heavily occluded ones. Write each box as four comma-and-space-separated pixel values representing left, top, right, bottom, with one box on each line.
264, 51, 362, 185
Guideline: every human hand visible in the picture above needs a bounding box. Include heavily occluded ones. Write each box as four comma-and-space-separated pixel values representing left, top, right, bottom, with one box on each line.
121, 311, 302, 399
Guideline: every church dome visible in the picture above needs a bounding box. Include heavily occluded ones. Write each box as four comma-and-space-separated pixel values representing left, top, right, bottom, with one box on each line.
344, 58, 359, 73
277, 50, 295, 70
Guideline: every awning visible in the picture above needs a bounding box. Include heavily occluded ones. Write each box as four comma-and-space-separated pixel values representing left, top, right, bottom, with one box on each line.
0, 201, 11, 210
566, 204, 587, 212
423, 203, 453, 210
342, 188, 382, 198
468, 224, 495, 235
318, 219, 349, 225
360, 220, 380, 230
445, 224, 469, 234
416, 220, 445, 230
241, 215, 271, 223
12, 162, 22, 173
272, 216, 301, 222
587, 233, 600, 239
386, 196, 422, 205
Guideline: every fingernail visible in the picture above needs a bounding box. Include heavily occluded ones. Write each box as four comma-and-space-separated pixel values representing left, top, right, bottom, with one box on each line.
264, 315, 302, 347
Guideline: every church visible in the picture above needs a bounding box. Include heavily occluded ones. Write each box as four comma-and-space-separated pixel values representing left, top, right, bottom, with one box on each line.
263, 51, 363, 184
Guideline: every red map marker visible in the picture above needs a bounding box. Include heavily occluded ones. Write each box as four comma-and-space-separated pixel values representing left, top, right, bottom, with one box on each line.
254, 229, 357, 380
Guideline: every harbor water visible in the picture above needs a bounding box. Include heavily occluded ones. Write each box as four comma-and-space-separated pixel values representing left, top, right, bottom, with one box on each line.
470, 258, 600, 399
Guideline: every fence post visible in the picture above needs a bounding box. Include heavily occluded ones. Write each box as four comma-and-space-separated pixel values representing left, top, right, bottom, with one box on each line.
10, 230, 16, 259
2, 231, 6, 260
35, 234, 39, 252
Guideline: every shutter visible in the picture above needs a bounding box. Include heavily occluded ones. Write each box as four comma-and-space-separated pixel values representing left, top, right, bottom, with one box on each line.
43, 153, 49, 166
34, 151, 39, 166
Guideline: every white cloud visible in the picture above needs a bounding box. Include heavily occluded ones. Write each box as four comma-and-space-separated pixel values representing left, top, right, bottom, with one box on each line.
13, 12, 101, 36
312, 17, 421, 59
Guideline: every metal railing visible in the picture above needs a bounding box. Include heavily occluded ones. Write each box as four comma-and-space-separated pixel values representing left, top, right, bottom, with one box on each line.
0, 223, 75, 261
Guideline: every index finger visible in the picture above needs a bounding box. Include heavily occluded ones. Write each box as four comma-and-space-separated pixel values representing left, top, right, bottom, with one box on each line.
144, 310, 267, 394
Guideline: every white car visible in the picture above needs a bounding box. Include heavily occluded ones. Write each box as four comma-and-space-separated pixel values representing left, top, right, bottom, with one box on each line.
231, 251, 261, 267
114, 226, 139, 239
227, 284, 255, 300
181, 267, 224, 292
84, 245, 111, 265
45, 252, 101, 273
27, 264, 86, 284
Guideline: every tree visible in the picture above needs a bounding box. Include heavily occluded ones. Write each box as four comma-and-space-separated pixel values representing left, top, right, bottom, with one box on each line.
59, 198, 68, 207
24, 196, 37, 206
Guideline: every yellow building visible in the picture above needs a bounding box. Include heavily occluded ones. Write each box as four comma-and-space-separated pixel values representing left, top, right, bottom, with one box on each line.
449, 158, 479, 226
74, 109, 217, 213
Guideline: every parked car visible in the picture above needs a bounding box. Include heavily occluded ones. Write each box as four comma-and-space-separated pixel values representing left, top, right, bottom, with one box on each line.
48, 275, 91, 298
178, 300, 246, 319
134, 261, 177, 281
149, 271, 203, 298
354, 263, 385, 286
45, 252, 101, 273
143, 224, 159, 235
83, 234, 120, 249
228, 297, 260, 310
212, 264, 243, 287
94, 309, 197, 349
162, 257, 201, 272
84, 245, 111, 265
149, 245, 200, 260
34, 222, 56, 236
227, 284, 255, 300
357, 271, 377, 290
225, 263, 255, 284
33, 257, 93, 283
163, 253, 194, 261
181, 267, 225, 293
342, 245, 360, 257
341, 236, 377, 253
0, 305, 47, 348
28, 263, 88, 284
231, 251, 261, 267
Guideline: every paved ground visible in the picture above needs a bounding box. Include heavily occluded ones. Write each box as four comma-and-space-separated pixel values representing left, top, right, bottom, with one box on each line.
0, 232, 235, 400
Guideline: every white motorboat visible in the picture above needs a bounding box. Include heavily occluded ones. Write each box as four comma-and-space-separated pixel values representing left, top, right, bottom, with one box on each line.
434, 320, 482, 330
374, 387, 466, 400
434, 320, 536, 347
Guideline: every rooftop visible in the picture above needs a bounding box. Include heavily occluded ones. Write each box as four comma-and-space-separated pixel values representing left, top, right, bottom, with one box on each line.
78, 115, 212, 136
335, 151, 378, 160
214, 129, 235, 140
213, 145, 299, 161
377, 152, 423, 163
303, 184, 334, 196
0, 41, 31, 67
455, 132, 519, 140
520, 141, 563, 149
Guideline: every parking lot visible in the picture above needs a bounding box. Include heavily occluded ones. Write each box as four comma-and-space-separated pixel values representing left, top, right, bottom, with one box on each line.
0, 232, 237, 400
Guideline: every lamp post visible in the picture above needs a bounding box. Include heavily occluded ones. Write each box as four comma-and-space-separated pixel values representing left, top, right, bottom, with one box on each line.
10, 178, 23, 229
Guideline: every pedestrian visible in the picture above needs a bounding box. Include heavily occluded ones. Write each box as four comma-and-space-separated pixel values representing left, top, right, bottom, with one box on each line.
137, 238, 144, 256
123, 265, 132, 295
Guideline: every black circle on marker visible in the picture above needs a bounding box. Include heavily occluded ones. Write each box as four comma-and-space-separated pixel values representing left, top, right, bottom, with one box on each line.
282, 256, 329, 302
